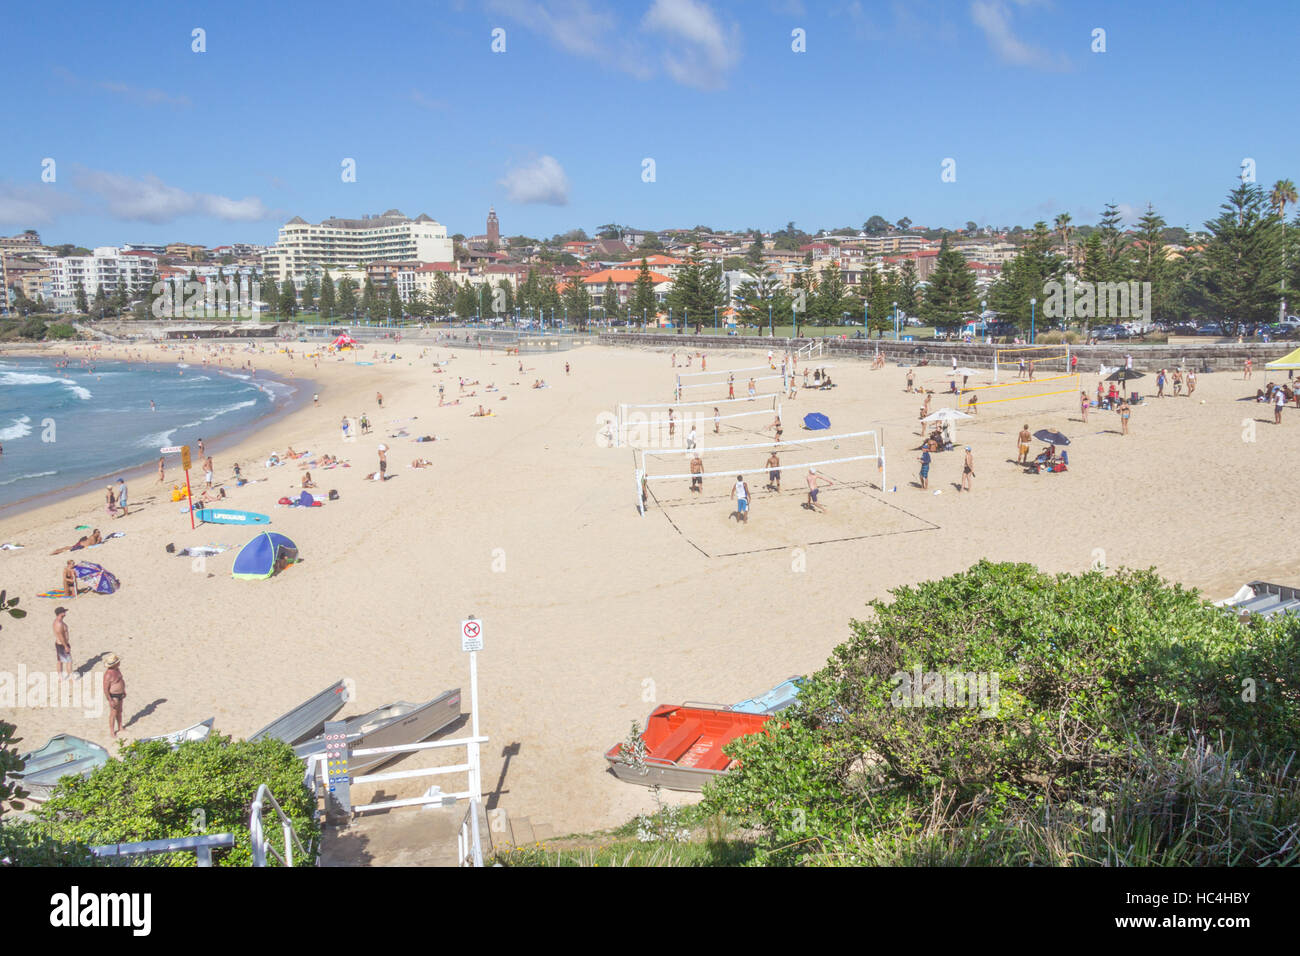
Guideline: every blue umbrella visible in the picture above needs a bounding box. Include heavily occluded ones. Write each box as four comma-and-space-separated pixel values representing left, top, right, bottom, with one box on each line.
1033, 429, 1070, 446
803, 412, 830, 430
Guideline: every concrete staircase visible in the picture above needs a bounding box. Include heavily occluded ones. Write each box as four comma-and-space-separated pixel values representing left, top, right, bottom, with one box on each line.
316, 803, 557, 866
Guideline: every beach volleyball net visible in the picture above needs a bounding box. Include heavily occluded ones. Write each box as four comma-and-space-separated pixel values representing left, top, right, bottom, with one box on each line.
615, 393, 779, 448
993, 345, 1070, 382
635, 428, 885, 514
674, 368, 794, 402
959, 373, 1082, 412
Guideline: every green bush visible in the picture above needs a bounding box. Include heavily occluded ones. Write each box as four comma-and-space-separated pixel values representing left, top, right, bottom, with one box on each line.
703, 561, 1300, 864
45, 323, 76, 340
32, 734, 318, 866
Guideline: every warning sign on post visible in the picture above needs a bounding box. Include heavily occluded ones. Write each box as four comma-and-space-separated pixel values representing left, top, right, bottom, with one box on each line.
460, 619, 483, 652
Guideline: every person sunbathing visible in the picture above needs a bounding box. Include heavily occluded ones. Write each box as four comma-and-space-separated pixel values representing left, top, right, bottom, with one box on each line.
411, 458, 433, 468
197, 488, 228, 503
471, 405, 490, 417
302, 472, 316, 489
52, 528, 101, 555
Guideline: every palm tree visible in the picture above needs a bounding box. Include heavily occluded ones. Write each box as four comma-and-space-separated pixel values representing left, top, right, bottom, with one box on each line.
1054, 213, 1073, 265
1272, 180, 1298, 317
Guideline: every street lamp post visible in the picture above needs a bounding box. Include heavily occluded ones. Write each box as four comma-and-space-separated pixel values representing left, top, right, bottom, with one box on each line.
893, 301, 898, 341
1030, 297, 1037, 344
769, 300, 773, 338
981, 299, 987, 343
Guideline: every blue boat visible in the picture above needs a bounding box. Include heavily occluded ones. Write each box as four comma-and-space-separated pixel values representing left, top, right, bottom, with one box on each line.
11, 734, 110, 801
731, 676, 805, 714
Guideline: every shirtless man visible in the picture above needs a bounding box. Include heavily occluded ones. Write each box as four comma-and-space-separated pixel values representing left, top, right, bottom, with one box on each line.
747, 378, 756, 400
377, 444, 388, 479
961, 446, 975, 491
1017, 424, 1032, 464
54, 607, 73, 681
689, 453, 704, 493
766, 452, 782, 491
806, 468, 832, 513
103, 654, 126, 738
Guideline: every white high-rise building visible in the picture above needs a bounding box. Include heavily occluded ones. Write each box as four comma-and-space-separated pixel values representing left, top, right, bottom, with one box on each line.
48, 247, 157, 312
263, 210, 454, 282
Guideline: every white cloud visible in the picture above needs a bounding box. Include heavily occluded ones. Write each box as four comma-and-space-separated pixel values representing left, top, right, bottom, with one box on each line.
642, 0, 740, 90
75, 170, 271, 223
98, 80, 191, 108
0, 183, 80, 226
499, 156, 570, 206
970, 0, 1067, 71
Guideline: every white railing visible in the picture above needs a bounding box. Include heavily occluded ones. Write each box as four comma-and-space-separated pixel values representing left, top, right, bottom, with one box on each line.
796, 340, 823, 360
250, 784, 312, 867
304, 734, 489, 814
457, 796, 485, 868
91, 833, 236, 867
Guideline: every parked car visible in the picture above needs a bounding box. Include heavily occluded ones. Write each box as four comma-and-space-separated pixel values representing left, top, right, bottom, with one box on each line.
1197, 322, 1224, 336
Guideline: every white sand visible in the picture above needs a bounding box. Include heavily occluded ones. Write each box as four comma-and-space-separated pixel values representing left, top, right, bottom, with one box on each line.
1, 339, 1294, 834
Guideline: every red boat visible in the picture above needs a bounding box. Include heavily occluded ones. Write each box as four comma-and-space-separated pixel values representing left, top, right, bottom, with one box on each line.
605, 704, 771, 791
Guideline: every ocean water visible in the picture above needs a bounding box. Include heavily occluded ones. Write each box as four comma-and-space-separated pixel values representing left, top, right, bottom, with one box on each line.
0, 356, 297, 510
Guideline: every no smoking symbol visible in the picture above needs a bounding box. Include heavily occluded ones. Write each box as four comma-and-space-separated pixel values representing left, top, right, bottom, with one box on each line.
464, 622, 480, 638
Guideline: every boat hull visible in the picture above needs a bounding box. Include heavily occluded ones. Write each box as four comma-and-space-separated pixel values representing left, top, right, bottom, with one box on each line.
293, 689, 462, 774
250, 679, 349, 745
11, 734, 110, 801
605, 705, 771, 792
138, 717, 215, 747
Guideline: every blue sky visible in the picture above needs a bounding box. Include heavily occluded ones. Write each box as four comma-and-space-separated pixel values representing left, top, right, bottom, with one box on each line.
2, 0, 1295, 248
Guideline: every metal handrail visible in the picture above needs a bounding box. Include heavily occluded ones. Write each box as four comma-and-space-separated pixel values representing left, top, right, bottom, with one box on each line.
457, 797, 484, 867
250, 784, 311, 867
91, 833, 236, 867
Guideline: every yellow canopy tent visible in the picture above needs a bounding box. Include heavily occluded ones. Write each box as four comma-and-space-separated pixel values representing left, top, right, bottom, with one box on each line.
1265, 346, 1300, 370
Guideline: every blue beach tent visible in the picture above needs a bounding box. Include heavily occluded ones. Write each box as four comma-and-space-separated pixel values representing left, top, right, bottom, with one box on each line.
802, 412, 830, 430
231, 532, 298, 581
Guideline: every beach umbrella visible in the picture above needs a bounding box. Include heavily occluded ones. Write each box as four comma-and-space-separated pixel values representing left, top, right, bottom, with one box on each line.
1104, 368, 1145, 381
922, 406, 972, 440
802, 412, 831, 430
1033, 428, 1070, 446
1266, 346, 1300, 370
72, 562, 120, 595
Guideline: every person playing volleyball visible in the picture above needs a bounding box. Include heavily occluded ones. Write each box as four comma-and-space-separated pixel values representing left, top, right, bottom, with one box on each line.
766, 452, 782, 491
731, 474, 750, 524
690, 454, 704, 493
806, 468, 832, 513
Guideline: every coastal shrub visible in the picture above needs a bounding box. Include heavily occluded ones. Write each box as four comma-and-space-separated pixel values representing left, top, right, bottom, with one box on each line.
33, 733, 318, 866
1035, 330, 1081, 344
44, 323, 76, 340
702, 561, 1300, 864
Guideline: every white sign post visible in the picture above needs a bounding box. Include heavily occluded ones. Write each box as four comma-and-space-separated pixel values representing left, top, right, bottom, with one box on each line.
461, 618, 483, 805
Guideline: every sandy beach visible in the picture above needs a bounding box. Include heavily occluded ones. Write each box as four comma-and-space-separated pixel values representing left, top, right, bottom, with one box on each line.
2, 337, 1297, 835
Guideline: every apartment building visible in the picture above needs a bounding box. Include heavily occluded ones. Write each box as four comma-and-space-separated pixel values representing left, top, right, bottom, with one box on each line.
264, 210, 454, 282
0, 230, 43, 254
581, 267, 673, 307
47, 246, 158, 311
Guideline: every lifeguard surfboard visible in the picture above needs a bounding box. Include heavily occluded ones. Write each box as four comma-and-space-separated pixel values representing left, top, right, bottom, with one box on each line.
195, 509, 271, 525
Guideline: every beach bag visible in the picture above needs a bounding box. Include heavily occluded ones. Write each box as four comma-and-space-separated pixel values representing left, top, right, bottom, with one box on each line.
165, 543, 176, 554
328, 489, 339, 500
278, 496, 292, 506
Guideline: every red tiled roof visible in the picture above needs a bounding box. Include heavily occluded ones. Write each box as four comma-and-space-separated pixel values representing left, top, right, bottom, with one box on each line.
581, 268, 671, 285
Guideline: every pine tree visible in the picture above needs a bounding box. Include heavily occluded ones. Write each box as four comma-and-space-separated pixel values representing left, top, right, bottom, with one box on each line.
497, 280, 515, 317
280, 278, 297, 317
361, 277, 379, 320
1097, 202, 1129, 279
602, 279, 621, 322
629, 258, 657, 322
563, 279, 592, 328
812, 263, 850, 326
1197, 181, 1284, 330
924, 236, 979, 328
302, 274, 317, 311
263, 275, 280, 316
896, 260, 920, 316
389, 284, 403, 320
319, 271, 335, 318
74, 280, 89, 314
338, 278, 357, 318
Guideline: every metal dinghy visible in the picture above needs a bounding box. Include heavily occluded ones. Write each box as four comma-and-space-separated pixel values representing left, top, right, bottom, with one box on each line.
293, 688, 462, 774
137, 717, 215, 748
605, 705, 772, 792
249, 679, 350, 745
10, 734, 110, 802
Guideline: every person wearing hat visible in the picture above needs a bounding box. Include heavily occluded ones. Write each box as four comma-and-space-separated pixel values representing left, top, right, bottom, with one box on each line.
53, 606, 73, 682
377, 444, 388, 480
103, 654, 126, 738
961, 446, 975, 492
806, 467, 832, 514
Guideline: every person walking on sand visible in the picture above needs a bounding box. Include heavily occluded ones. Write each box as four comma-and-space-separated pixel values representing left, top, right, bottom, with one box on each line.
1275, 386, 1286, 424
1118, 399, 1132, 435
1245, 357, 1253, 380
53, 606, 73, 682
105, 485, 117, 518
766, 452, 782, 491
668, 407, 675, 438
960, 446, 975, 492
103, 654, 126, 738
728, 374, 735, 400
341, 415, 351, 440
376, 391, 384, 407
1156, 369, 1166, 397
806, 468, 832, 513
1080, 391, 1090, 423
1027, 359, 1036, 381
203, 456, 214, 490
918, 447, 931, 490
197, 438, 205, 461
157, 456, 165, 484
1187, 370, 1197, 396
115, 478, 128, 517
686, 425, 697, 450
713, 407, 721, 434
731, 474, 750, 524
378, 443, 388, 479
1017, 424, 1032, 463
